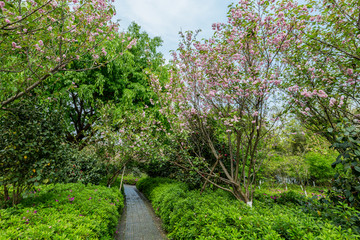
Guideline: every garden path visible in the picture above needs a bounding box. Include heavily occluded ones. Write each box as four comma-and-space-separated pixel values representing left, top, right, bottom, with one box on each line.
115, 184, 167, 240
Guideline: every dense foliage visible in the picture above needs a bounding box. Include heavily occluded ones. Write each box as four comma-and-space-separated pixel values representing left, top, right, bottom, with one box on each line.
0, 183, 124, 239
137, 178, 359, 239
0, 0, 131, 107
0, 99, 69, 205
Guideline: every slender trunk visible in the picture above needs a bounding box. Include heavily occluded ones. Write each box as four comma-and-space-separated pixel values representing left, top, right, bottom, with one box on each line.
4, 185, 9, 203
107, 169, 121, 188
119, 165, 126, 192
200, 159, 219, 193
12, 183, 16, 206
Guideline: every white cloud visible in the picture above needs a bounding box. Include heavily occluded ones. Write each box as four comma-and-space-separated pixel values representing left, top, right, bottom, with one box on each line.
114, 0, 235, 59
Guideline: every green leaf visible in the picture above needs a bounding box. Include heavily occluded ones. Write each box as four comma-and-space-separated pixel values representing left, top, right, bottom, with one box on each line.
354, 150, 360, 156
327, 128, 333, 133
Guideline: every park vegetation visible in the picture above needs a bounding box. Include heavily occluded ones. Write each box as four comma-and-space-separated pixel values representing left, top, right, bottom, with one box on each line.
1, 0, 360, 239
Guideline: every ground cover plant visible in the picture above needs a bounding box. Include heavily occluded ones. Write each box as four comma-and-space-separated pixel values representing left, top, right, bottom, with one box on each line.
137, 177, 360, 240
0, 183, 124, 239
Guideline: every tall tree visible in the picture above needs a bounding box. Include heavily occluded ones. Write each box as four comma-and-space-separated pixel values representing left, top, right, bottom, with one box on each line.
45, 22, 164, 147
150, 0, 302, 205
280, 0, 360, 207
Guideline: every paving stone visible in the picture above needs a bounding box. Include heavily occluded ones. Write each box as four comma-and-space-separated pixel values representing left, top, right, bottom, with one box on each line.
115, 185, 167, 240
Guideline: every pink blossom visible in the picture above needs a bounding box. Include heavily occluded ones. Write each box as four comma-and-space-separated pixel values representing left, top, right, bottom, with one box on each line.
48, 26, 53, 31
5, 19, 10, 24
338, 99, 344, 108
252, 111, 259, 117
39, 40, 44, 46
329, 98, 336, 107
127, 39, 137, 49
34, 44, 41, 51
300, 89, 313, 98
93, 54, 99, 59
347, 68, 353, 75
0, 1, 4, 8
317, 90, 328, 98
101, 47, 107, 56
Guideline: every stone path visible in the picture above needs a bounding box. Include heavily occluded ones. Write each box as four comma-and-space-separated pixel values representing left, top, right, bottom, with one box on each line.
115, 185, 167, 240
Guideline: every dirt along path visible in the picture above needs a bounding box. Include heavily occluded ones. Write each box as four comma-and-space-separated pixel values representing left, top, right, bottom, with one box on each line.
115, 184, 167, 240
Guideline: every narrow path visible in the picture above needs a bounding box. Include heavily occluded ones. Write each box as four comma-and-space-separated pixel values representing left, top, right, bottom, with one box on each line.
115, 185, 167, 240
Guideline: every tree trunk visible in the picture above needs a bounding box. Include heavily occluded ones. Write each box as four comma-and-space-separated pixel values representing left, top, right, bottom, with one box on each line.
119, 165, 126, 192
3, 185, 9, 203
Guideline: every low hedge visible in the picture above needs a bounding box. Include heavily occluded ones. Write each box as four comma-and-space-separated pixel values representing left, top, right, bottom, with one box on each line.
122, 174, 147, 185
0, 183, 124, 239
137, 178, 359, 240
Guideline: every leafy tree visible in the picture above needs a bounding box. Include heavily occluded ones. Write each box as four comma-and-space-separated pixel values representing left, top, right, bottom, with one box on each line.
150, 0, 302, 205
280, 0, 360, 206
44, 22, 163, 147
330, 120, 360, 208
0, 98, 69, 205
0, 0, 127, 107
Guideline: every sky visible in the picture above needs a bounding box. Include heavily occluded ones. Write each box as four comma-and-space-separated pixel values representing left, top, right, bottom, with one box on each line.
114, 0, 237, 60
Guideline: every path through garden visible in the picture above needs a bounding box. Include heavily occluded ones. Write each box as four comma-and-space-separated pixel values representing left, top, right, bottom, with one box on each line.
115, 185, 167, 240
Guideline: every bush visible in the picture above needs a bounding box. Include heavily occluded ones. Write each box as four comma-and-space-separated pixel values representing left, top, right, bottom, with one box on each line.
57, 147, 106, 185
305, 152, 337, 184
0, 183, 123, 239
138, 178, 359, 239
122, 174, 146, 185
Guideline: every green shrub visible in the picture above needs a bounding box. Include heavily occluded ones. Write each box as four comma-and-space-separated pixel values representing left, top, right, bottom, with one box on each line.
57, 148, 106, 186
0, 183, 123, 239
136, 177, 177, 197
305, 152, 337, 184
121, 174, 146, 185
138, 178, 359, 239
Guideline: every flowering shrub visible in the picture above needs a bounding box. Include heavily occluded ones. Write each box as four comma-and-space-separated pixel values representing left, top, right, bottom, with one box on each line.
0, 183, 123, 239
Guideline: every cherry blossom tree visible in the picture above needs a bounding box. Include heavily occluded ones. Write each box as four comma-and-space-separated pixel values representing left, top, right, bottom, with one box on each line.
0, 0, 136, 107
280, 0, 360, 207
151, 0, 305, 205
281, 0, 360, 141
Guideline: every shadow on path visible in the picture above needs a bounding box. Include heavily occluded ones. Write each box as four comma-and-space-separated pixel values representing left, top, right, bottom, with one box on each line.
115, 185, 167, 240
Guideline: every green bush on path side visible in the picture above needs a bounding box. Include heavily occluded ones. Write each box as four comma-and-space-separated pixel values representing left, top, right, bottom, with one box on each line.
137, 178, 359, 240
0, 183, 124, 240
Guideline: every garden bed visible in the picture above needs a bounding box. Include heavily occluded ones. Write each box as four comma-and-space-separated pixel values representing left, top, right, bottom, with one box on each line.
137, 178, 359, 239
0, 183, 124, 239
